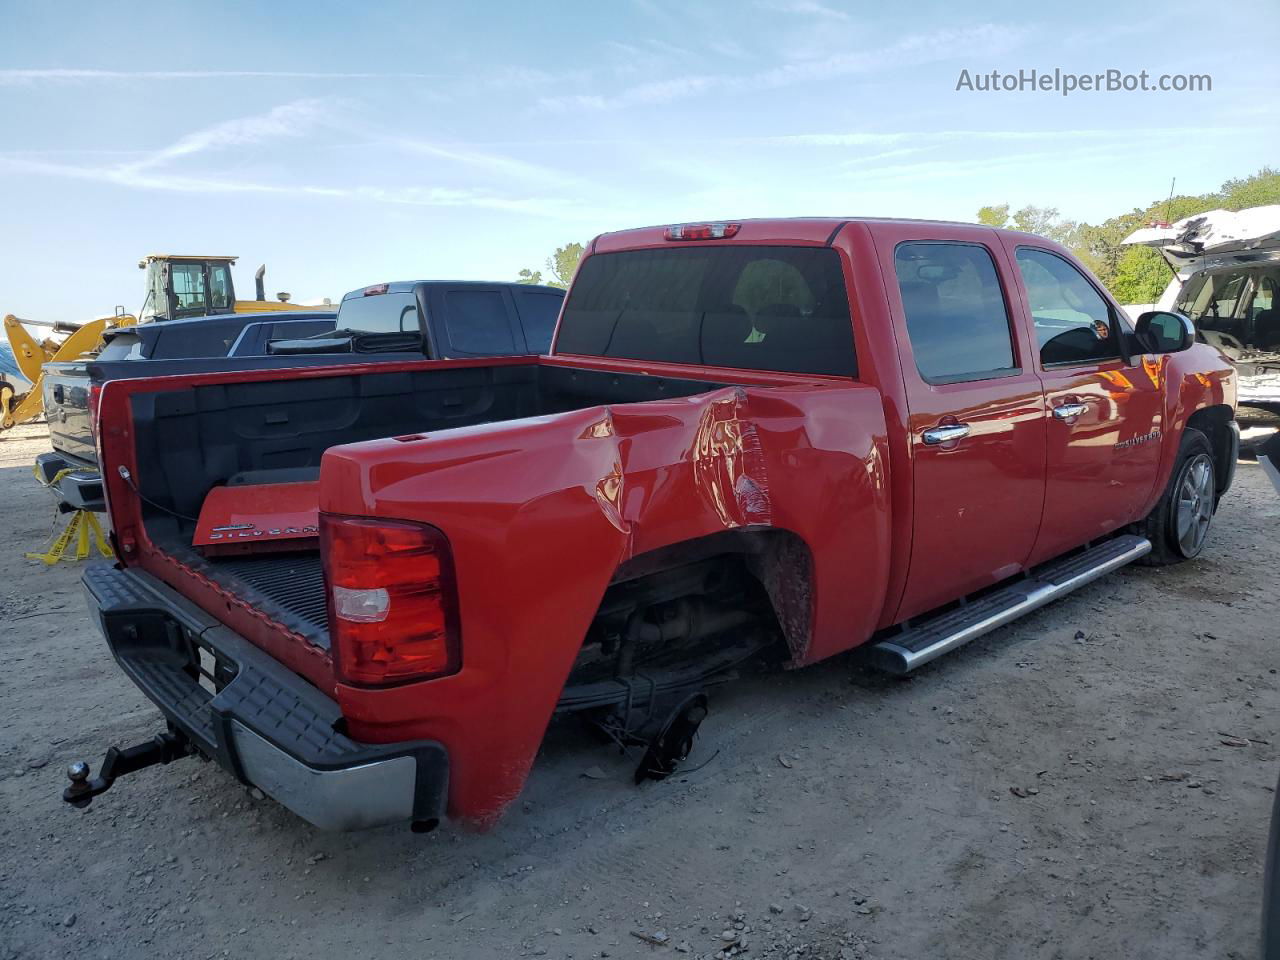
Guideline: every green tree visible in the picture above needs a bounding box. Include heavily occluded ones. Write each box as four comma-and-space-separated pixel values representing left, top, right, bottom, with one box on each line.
1218, 167, 1280, 211
546, 242, 585, 288
973, 203, 1078, 246
1109, 246, 1175, 305
518, 242, 585, 289
976, 204, 1010, 227
972, 167, 1280, 301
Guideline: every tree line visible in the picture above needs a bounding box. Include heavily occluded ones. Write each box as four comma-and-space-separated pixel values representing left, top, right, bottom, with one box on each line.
977, 167, 1280, 303
519, 167, 1280, 306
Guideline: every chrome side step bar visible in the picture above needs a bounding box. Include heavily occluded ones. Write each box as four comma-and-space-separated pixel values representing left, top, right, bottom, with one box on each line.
867, 535, 1151, 675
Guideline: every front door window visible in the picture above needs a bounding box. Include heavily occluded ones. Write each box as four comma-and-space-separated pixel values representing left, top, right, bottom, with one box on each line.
1015, 248, 1118, 366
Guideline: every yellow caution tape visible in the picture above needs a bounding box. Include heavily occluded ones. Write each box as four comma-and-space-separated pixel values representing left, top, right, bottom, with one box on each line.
27, 466, 114, 564
26, 510, 114, 565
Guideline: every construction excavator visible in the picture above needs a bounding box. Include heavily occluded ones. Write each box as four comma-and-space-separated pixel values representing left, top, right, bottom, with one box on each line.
1, 310, 136, 431
2, 255, 302, 432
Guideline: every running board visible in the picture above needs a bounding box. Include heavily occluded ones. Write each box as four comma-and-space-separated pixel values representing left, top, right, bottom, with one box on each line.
867, 535, 1151, 675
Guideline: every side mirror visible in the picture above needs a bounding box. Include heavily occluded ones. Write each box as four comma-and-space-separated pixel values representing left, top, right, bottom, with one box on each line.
1135, 310, 1194, 354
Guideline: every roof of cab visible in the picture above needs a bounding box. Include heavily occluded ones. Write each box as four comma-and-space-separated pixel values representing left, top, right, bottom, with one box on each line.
589, 217, 1042, 254
338, 280, 567, 303
138, 254, 239, 264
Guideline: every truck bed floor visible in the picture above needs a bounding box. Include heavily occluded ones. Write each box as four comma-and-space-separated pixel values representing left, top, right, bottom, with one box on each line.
210, 552, 329, 642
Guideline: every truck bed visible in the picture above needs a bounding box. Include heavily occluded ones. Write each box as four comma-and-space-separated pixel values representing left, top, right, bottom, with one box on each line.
123, 359, 727, 650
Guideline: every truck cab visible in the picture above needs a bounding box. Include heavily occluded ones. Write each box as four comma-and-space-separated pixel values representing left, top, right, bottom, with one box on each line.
272, 280, 566, 358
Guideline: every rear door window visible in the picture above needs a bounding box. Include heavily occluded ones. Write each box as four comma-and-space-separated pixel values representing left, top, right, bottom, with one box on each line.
150, 319, 249, 358
894, 242, 1017, 383
1014, 248, 1118, 366
442, 289, 519, 355
512, 289, 565, 353
1250, 276, 1276, 319
556, 246, 855, 376
1207, 274, 1247, 319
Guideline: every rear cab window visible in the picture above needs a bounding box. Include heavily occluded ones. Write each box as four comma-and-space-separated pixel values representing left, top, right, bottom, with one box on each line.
97, 334, 146, 361
555, 245, 856, 376
335, 292, 421, 334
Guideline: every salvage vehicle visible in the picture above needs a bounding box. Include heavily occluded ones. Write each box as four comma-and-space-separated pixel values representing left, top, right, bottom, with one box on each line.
1124, 204, 1280, 424
37, 281, 563, 512
64, 219, 1236, 832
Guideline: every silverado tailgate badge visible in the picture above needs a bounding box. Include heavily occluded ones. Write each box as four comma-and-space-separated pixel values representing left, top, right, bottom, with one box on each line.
193, 481, 320, 556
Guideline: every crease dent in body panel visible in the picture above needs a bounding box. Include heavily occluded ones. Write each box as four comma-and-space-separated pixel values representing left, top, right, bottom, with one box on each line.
691, 387, 773, 529
581, 407, 628, 536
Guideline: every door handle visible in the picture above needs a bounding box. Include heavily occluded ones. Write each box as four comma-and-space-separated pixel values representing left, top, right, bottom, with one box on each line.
921, 423, 971, 445
1052, 402, 1088, 420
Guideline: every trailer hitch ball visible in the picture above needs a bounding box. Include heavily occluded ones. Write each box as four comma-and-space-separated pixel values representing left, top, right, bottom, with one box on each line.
65, 761, 93, 808
60, 729, 193, 811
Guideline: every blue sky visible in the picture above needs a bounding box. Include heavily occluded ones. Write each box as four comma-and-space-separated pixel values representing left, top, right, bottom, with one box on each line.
1, 0, 1276, 319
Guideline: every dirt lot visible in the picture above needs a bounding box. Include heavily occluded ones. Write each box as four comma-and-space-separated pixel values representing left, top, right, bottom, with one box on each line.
1, 421, 1277, 960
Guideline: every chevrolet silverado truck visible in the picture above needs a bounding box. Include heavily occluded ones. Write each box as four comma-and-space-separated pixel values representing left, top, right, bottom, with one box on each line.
37, 281, 564, 512
65, 219, 1237, 832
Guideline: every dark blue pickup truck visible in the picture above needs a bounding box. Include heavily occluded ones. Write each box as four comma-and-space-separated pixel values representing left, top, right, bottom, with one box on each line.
37, 281, 565, 511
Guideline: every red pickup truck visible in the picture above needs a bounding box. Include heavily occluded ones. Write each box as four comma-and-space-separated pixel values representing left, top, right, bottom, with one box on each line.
66, 218, 1237, 832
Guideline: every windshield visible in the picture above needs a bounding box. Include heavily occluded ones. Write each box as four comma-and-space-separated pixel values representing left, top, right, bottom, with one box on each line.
335, 292, 421, 334
555, 245, 856, 376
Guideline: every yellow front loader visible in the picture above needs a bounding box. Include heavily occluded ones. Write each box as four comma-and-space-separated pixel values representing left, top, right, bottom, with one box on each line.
138, 255, 307, 322
1, 311, 135, 431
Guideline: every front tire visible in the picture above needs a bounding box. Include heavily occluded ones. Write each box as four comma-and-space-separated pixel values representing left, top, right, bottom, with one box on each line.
1139, 428, 1217, 565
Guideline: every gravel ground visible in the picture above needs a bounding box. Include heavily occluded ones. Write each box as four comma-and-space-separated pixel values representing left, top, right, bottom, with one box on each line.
1, 421, 1277, 960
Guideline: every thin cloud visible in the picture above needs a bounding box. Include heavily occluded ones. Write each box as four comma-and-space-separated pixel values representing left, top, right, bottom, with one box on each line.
766, 127, 1249, 146
389, 138, 587, 190
126, 98, 337, 172
0, 68, 440, 85
0, 99, 587, 219
539, 24, 1028, 111
0, 152, 584, 218
756, 0, 851, 20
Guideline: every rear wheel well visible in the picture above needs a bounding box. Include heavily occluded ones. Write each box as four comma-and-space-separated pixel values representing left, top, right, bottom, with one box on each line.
608, 528, 814, 659
1185, 404, 1237, 497
557, 529, 813, 712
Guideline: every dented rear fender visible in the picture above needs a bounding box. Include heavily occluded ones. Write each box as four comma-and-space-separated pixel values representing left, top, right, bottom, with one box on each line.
320, 381, 893, 824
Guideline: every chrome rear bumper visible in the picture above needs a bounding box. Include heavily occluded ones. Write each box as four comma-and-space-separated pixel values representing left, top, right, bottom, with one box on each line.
82, 563, 448, 831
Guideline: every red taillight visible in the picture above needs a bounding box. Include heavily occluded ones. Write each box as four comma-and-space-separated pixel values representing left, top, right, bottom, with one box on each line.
88, 383, 103, 437
320, 514, 460, 687
664, 222, 740, 241
362, 283, 389, 297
